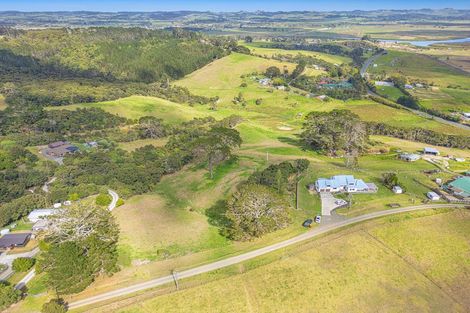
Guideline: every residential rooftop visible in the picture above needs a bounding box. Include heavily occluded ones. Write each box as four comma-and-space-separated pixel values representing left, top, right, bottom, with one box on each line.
0, 233, 31, 249
445, 176, 470, 198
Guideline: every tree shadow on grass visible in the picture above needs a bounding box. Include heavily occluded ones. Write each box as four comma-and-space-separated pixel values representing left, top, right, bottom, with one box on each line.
277, 136, 309, 151
205, 199, 231, 237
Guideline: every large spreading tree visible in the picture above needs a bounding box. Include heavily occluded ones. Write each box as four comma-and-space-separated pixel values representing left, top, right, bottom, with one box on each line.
0, 283, 21, 310
39, 202, 119, 295
301, 109, 368, 156
193, 127, 242, 178
226, 184, 290, 241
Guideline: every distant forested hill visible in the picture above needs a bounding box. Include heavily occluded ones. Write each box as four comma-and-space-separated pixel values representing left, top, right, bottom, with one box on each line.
0, 27, 237, 107
0, 27, 229, 82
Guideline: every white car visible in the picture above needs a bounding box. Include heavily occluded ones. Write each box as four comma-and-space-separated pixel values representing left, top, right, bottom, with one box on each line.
315, 215, 322, 223
335, 199, 347, 206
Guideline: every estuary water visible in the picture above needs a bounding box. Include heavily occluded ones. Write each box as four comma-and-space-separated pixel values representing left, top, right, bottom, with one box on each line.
380, 37, 470, 47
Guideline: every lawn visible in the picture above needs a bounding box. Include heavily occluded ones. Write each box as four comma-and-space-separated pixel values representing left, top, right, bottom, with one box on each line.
375, 85, 405, 101
109, 209, 470, 313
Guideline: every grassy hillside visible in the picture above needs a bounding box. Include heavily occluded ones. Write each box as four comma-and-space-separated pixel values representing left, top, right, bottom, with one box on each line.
55, 96, 207, 123
46, 52, 470, 276
57, 53, 469, 136
369, 49, 470, 118
243, 42, 352, 64
13, 41, 470, 313
100, 209, 470, 313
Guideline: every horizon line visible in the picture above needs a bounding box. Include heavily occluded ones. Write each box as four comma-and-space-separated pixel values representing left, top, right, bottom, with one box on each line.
0, 8, 467, 13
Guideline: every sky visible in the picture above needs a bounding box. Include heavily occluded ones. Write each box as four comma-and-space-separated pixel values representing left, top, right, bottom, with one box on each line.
0, 0, 469, 12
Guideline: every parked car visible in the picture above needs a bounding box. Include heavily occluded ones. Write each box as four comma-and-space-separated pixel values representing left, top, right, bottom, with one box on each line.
335, 199, 347, 206
315, 215, 322, 223
302, 219, 313, 228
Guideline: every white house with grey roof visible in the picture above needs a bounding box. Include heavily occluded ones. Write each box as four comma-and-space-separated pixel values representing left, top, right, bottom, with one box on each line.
27, 209, 59, 223
399, 153, 421, 162
313, 175, 377, 193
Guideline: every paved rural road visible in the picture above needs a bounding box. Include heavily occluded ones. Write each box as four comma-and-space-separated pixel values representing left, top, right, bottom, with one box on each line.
107, 189, 119, 211
68, 203, 466, 310
361, 50, 470, 131
41, 177, 57, 193
15, 268, 35, 290
360, 50, 387, 77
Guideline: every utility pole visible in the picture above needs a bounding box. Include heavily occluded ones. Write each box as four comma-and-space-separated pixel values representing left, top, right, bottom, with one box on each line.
171, 270, 179, 291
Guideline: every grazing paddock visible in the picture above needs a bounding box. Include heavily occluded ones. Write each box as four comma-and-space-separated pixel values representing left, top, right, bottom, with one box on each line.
412, 88, 470, 114
375, 85, 406, 101
53, 53, 470, 137
109, 209, 470, 313
243, 42, 352, 65
176, 52, 296, 95
52, 96, 206, 123
370, 50, 470, 88
372, 136, 470, 159
118, 138, 168, 152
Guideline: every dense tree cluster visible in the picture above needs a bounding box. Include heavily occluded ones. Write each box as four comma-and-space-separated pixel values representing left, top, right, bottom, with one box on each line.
0, 169, 48, 203
12, 257, 35, 272
301, 110, 368, 156
0, 28, 229, 110
226, 184, 290, 241
248, 159, 309, 194
367, 122, 470, 149
38, 202, 119, 295
382, 172, 399, 189
41, 299, 67, 313
0, 194, 48, 227
223, 159, 309, 241
291, 74, 366, 100
0, 144, 38, 170
0, 28, 229, 83
3, 80, 214, 108
54, 117, 242, 197
0, 283, 21, 310
397, 95, 420, 110
267, 41, 377, 65
0, 106, 127, 136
